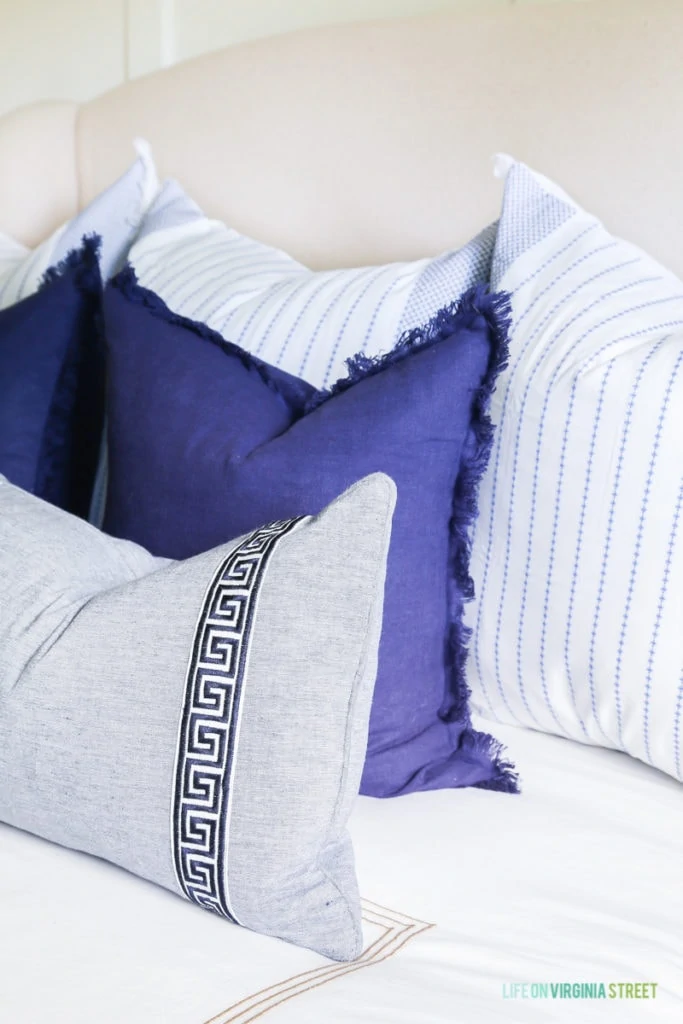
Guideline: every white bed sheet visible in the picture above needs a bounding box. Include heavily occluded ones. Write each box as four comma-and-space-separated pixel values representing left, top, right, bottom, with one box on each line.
1, 716, 681, 1023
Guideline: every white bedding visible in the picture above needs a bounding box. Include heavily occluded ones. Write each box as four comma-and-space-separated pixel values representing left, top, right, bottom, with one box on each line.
1, 716, 681, 1023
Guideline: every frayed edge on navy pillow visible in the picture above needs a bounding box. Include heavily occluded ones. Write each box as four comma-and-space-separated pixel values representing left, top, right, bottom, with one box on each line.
40, 232, 103, 296
35, 234, 105, 519
310, 284, 519, 794
110, 265, 316, 410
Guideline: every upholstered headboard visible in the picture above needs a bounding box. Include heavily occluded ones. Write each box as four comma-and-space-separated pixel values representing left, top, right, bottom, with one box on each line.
1, 0, 682, 274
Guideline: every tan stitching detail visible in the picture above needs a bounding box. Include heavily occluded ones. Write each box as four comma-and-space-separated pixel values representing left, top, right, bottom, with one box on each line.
222, 924, 434, 1024
201, 925, 393, 1024
360, 898, 432, 927
202, 902, 434, 1024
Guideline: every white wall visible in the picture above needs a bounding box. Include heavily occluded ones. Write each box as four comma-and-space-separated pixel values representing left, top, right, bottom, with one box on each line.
0, 0, 126, 115
0, 0, 590, 117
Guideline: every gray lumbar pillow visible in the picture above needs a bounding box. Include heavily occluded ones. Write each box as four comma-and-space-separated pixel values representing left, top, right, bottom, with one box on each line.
0, 472, 395, 961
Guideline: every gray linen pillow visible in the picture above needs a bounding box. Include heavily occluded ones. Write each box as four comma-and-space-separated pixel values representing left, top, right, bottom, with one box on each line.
0, 472, 395, 960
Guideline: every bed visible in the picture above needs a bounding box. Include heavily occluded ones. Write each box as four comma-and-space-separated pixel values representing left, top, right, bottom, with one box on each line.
2, 717, 681, 1022
1, 1, 682, 1020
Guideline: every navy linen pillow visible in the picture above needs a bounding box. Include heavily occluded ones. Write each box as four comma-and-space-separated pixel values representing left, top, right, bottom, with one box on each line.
102, 270, 518, 798
0, 238, 104, 518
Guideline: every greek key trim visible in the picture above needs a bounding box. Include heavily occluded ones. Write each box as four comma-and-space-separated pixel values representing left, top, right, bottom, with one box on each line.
171, 517, 303, 921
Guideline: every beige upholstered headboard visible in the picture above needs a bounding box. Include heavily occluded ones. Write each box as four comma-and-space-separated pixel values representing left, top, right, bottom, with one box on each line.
0, 0, 682, 274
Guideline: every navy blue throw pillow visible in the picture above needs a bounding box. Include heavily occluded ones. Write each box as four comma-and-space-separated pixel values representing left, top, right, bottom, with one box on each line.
102, 269, 518, 798
0, 237, 104, 518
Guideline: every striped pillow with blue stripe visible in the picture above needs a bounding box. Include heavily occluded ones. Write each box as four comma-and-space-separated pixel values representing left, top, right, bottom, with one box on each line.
129, 180, 496, 388
467, 157, 683, 782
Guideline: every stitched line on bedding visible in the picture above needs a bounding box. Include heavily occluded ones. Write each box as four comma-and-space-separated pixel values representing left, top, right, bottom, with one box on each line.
202, 900, 434, 1024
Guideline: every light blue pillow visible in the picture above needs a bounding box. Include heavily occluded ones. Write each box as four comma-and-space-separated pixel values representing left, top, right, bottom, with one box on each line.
0, 139, 158, 308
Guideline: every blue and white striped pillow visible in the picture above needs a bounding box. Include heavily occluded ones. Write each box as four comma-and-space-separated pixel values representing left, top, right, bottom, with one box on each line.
129, 180, 496, 388
467, 157, 683, 781
0, 139, 158, 309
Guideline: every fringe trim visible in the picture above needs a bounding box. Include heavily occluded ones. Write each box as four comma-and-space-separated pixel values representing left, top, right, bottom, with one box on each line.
309, 283, 519, 794
35, 235, 105, 517
40, 233, 103, 297
443, 286, 519, 793
460, 728, 521, 795
109, 265, 296, 403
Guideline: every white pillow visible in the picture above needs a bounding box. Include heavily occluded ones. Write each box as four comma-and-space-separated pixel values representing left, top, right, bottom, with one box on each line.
129, 179, 496, 388
467, 157, 683, 781
0, 139, 158, 309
